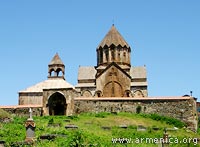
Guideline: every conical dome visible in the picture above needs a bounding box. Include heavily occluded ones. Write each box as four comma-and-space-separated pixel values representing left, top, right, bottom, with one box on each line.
49, 53, 64, 65
97, 25, 131, 67
98, 25, 130, 48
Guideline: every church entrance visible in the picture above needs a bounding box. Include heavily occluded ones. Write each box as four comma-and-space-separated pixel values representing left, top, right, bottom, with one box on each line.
48, 92, 66, 115
103, 81, 122, 97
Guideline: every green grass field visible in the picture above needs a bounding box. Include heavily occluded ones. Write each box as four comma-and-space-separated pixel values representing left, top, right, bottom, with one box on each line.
0, 111, 199, 147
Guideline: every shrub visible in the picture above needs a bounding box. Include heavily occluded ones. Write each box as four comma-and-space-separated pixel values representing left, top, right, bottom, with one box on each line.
0, 109, 11, 119
48, 118, 54, 124
136, 106, 142, 114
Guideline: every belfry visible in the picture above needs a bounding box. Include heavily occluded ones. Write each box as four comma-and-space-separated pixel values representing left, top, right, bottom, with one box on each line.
19, 53, 75, 116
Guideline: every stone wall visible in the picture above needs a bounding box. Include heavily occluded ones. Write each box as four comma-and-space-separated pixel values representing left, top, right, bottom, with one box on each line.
74, 97, 198, 131
19, 92, 43, 105
2, 107, 42, 117
42, 88, 79, 116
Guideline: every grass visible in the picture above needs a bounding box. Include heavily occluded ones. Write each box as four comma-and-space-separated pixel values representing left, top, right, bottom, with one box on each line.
0, 112, 199, 147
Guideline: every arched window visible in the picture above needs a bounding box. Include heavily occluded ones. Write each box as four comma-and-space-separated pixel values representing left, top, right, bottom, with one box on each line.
49, 69, 54, 77
124, 90, 132, 97
99, 49, 103, 64
133, 90, 144, 98
95, 90, 102, 97
105, 48, 109, 62
111, 50, 115, 61
82, 90, 92, 97
56, 68, 63, 76
123, 52, 126, 57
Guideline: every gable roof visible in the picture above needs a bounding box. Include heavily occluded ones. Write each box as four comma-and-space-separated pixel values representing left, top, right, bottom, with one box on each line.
97, 25, 130, 48
130, 66, 147, 79
49, 53, 64, 65
96, 62, 131, 79
78, 66, 96, 80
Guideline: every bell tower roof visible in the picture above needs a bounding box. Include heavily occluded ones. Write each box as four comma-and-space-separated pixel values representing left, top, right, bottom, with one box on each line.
48, 53, 65, 79
49, 53, 64, 65
98, 25, 130, 48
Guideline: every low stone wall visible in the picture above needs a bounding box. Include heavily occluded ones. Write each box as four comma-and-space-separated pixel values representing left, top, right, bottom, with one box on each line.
0, 105, 42, 117
74, 97, 198, 131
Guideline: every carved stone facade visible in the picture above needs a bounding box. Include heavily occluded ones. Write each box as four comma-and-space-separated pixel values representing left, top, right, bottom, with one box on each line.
76, 25, 148, 97
96, 63, 131, 97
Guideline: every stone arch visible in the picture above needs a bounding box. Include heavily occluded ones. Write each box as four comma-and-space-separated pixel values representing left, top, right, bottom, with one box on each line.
94, 90, 102, 97
124, 90, 132, 97
103, 81, 123, 97
49, 69, 55, 77
56, 68, 63, 76
48, 92, 67, 115
82, 90, 92, 97
133, 90, 144, 98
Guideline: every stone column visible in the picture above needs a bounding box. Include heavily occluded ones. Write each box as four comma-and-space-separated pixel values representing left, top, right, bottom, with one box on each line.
109, 49, 112, 63
103, 50, 106, 64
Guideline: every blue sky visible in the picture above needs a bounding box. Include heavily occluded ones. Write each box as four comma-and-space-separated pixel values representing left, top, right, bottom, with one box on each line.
0, 1, 199, 105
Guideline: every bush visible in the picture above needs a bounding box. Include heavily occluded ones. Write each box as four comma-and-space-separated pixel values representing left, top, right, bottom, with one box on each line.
0, 109, 11, 119
136, 106, 142, 114
48, 118, 54, 124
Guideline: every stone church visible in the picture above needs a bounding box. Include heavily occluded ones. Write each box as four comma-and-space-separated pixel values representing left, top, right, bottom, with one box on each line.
76, 24, 147, 98
18, 25, 148, 115
16, 25, 197, 132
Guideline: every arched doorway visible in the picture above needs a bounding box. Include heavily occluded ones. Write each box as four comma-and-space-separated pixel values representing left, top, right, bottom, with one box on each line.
48, 92, 67, 115
103, 81, 122, 97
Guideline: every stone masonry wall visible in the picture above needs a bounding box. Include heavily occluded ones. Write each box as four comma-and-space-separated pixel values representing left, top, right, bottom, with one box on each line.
2, 107, 42, 117
74, 97, 198, 131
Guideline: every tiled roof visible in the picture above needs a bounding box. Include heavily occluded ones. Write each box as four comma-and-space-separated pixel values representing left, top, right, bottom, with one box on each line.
78, 66, 96, 80
98, 25, 130, 48
49, 53, 64, 65
130, 66, 147, 79
19, 78, 74, 93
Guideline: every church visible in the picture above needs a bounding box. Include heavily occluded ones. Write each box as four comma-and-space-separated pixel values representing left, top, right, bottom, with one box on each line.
18, 25, 148, 115
16, 25, 197, 131
76, 24, 147, 98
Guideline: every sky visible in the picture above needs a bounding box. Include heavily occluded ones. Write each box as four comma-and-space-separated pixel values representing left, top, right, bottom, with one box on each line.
0, 0, 199, 105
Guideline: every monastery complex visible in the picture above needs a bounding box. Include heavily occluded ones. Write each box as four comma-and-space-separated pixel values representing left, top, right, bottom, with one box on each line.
0, 25, 198, 131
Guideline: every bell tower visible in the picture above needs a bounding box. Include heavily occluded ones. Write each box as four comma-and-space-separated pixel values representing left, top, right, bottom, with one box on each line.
48, 53, 65, 79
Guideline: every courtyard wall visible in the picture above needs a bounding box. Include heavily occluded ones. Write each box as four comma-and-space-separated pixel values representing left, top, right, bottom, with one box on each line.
74, 96, 198, 131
